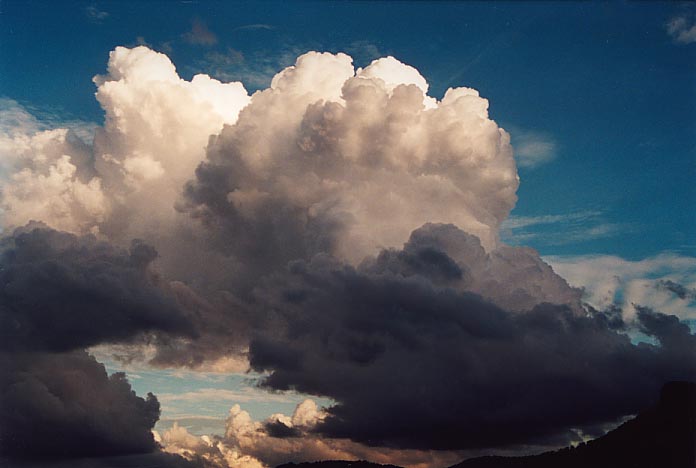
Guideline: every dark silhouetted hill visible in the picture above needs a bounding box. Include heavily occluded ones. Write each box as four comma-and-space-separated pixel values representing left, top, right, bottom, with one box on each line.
451, 381, 696, 468
277, 462, 404, 468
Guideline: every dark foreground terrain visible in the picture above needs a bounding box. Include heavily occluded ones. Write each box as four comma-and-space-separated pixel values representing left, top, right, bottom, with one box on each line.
278, 462, 403, 468
279, 381, 696, 468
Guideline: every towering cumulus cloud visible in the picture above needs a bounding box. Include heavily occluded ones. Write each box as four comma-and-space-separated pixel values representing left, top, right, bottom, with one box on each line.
1, 46, 250, 243
184, 51, 518, 275
0, 46, 694, 467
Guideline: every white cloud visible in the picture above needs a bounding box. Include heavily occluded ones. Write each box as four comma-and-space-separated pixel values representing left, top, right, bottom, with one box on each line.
545, 253, 696, 321
187, 51, 519, 264
158, 400, 464, 468
667, 14, 696, 44
0, 118, 107, 233
4, 47, 518, 264
502, 211, 602, 230
501, 210, 624, 246
1, 46, 250, 243
510, 128, 557, 168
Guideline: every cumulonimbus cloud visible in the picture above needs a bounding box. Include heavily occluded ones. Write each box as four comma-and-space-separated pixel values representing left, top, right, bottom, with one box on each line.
245, 224, 696, 451
0, 350, 160, 459
0, 46, 694, 467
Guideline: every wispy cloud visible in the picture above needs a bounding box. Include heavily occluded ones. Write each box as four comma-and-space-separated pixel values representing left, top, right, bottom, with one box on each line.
195, 46, 305, 90
667, 13, 696, 44
345, 40, 385, 64
501, 210, 625, 246
234, 23, 275, 31
85, 4, 108, 23
183, 18, 218, 46
509, 127, 557, 168
157, 387, 299, 404
502, 210, 602, 230
545, 253, 696, 321
0, 98, 97, 143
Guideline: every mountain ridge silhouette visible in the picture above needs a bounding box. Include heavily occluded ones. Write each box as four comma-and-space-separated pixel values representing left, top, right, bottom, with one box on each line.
275, 381, 696, 468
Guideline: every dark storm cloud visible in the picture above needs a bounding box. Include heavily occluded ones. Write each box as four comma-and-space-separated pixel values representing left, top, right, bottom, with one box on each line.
361, 223, 583, 313
0, 350, 160, 459
264, 420, 302, 438
182, 159, 342, 296
0, 224, 202, 463
1, 451, 206, 468
247, 224, 696, 451
0, 224, 196, 352
656, 279, 696, 301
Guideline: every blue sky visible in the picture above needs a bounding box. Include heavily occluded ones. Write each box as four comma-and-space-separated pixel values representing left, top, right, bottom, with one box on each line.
1, 0, 695, 452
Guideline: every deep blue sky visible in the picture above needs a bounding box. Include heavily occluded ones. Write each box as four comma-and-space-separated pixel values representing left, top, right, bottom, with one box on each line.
1, 0, 694, 260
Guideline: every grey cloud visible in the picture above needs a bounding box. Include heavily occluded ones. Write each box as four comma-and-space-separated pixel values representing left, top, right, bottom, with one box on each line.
362, 223, 583, 313
85, 5, 109, 23
0, 225, 200, 463
656, 279, 696, 301
245, 225, 696, 451
2, 452, 205, 468
264, 420, 303, 438
183, 19, 218, 46
182, 51, 518, 279
0, 224, 196, 352
667, 14, 696, 44
0, 350, 160, 459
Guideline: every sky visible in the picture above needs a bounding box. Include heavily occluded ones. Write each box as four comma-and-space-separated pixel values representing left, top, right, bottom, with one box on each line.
0, 2, 695, 468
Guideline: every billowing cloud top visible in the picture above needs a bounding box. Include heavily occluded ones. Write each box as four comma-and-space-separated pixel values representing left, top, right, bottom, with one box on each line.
3, 47, 518, 265
0, 46, 693, 467
185, 51, 518, 271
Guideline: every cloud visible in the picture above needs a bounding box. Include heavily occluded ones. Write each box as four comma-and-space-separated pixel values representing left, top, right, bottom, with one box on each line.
0, 124, 106, 233
2, 46, 694, 464
0, 350, 160, 459
234, 24, 275, 31
344, 41, 385, 64
501, 210, 624, 247
196, 45, 311, 91
0, 225, 195, 352
666, 14, 696, 44
1, 452, 204, 468
241, 224, 696, 451
0, 98, 98, 144
157, 387, 299, 405
85, 5, 109, 23
183, 50, 519, 281
157, 400, 463, 468
1, 47, 251, 297
502, 211, 602, 230
509, 129, 557, 168
545, 253, 696, 321
0, 225, 197, 463
183, 18, 218, 46
656, 279, 696, 301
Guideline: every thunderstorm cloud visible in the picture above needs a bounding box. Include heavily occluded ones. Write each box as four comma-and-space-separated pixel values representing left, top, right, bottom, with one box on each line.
0, 46, 694, 467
